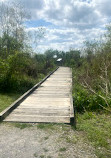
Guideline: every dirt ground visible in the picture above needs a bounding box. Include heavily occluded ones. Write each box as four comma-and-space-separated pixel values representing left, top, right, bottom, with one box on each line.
0, 123, 97, 158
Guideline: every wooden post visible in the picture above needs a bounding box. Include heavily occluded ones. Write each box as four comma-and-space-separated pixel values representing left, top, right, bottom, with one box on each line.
70, 106, 76, 129
74, 106, 76, 129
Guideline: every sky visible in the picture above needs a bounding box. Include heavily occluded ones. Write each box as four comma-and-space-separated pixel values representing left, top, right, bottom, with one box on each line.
2, 0, 111, 53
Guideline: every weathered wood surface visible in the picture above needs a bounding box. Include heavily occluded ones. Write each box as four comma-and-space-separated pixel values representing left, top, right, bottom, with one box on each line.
4, 67, 74, 123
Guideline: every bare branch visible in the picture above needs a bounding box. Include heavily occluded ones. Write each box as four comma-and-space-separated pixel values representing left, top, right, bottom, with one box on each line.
82, 80, 110, 107
98, 103, 111, 113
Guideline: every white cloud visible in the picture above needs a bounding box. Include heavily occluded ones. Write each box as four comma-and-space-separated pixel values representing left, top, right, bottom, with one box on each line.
3, 0, 111, 52
29, 0, 106, 30
26, 26, 105, 53
93, 0, 111, 16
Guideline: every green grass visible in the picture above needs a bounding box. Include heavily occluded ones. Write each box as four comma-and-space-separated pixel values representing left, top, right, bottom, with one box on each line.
40, 155, 45, 158
47, 156, 52, 158
37, 123, 56, 130
13, 123, 32, 129
0, 93, 21, 113
44, 136, 49, 140
43, 148, 48, 152
77, 112, 111, 158
33, 153, 38, 157
59, 147, 66, 152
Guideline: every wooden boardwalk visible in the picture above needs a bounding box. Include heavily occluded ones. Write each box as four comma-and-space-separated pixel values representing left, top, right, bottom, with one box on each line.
4, 67, 74, 123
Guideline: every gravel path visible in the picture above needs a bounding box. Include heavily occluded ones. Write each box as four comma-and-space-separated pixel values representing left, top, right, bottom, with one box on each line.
0, 123, 97, 158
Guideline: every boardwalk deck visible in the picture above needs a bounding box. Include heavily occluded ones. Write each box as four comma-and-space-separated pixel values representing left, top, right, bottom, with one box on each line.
4, 67, 74, 123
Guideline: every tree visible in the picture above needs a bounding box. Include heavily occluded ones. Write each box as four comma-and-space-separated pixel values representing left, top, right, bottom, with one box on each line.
0, 1, 30, 56
28, 27, 46, 51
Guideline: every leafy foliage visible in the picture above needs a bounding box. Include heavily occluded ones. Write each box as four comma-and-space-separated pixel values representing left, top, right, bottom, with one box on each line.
0, 2, 56, 94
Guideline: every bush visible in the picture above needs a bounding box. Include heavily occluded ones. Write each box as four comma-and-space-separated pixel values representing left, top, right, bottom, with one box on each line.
0, 53, 37, 93
73, 84, 107, 112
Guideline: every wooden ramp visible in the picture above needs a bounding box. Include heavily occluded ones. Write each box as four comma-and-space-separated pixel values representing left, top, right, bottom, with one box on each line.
4, 67, 74, 123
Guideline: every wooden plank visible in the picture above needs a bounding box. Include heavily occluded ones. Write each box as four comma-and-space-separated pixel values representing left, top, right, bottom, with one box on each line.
36, 88, 71, 92
17, 104, 70, 108
47, 78, 72, 80
31, 92, 70, 95
37, 87, 71, 91
28, 95, 70, 98
22, 98, 71, 102
10, 111, 69, 116
20, 101, 70, 106
41, 83, 71, 86
16, 107, 70, 110
30, 94, 70, 97
33, 91, 71, 94
13, 108, 70, 112
4, 116, 70, 123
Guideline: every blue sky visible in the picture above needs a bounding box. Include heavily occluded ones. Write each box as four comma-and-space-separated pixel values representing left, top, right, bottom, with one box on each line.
2, 0, 111, 53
